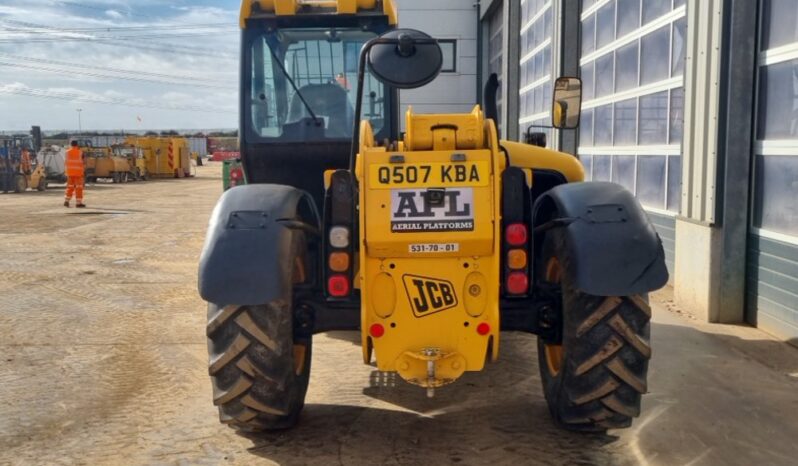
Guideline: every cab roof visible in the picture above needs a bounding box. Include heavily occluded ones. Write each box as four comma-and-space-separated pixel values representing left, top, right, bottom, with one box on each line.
240, 0, 397, 28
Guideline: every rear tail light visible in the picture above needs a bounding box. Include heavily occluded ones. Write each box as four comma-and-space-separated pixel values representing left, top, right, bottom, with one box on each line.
507, 249, 528, 270
505, 223, 528, 246
369, 323, 385, 338
506, 271, 529, 295
329, 226, 350, 249
328, 252, 350, 272
328, 274, 350, 297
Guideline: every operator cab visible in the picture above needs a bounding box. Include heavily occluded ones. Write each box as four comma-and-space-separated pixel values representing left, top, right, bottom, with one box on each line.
241, 6, 397, 205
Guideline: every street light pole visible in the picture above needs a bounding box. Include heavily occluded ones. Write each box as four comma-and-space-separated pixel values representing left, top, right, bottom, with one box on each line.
76, 109, 83, 135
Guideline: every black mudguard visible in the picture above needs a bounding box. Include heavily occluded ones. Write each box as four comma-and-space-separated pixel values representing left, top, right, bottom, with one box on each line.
533, 182, 669, 296
198, 184, 311, 306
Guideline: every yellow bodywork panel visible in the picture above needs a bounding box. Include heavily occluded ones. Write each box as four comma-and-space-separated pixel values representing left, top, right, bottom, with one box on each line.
357, 107, 503, 389
501, 140, 585, 183
240, 0, 396, 27
404, 106, 485, 151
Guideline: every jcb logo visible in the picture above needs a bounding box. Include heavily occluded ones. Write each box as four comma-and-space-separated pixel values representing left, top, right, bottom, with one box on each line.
402, 275, 458, 317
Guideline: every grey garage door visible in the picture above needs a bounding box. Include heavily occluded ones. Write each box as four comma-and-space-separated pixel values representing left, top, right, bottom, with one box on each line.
746, 0, 798, 345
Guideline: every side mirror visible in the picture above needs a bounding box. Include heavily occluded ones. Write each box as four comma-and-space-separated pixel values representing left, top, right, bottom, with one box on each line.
551, 77, 582, 129
367, 29, 442, 89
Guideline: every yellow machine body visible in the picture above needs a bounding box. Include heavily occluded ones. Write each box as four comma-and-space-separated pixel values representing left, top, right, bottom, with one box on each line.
28, 164, 46, 191
125, 137, 192, 178
82, 146, 130, 180
112, 144, 149, 180
86, 154, 130, 179
354, 106, 584, 389
357, 107, 502, 388
240, 0, 397, 27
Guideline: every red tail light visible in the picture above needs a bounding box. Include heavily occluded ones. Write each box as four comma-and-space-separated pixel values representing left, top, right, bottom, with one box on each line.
506, 271, 529, 295
505, 223, 528, 246
328, 274, 350, 297
369, 323, 385, 338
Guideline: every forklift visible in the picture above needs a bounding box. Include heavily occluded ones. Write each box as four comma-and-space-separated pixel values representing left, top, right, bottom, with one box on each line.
0, 133, 46, 193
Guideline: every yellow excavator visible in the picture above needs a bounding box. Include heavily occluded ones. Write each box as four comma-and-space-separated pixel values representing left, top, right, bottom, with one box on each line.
198, 0, 667, 433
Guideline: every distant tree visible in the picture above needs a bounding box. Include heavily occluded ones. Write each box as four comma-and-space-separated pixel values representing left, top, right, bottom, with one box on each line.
145, 131, 158, 136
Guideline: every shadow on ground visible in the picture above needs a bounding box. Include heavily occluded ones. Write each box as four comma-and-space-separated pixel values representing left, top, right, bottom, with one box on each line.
234, 319, 798, 466
240, 332, 624, 466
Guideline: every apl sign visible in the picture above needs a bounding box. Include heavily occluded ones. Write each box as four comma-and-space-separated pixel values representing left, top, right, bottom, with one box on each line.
390, 188, 474, 232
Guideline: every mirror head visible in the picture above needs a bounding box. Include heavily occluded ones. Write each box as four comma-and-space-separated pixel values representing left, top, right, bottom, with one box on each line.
367, 29, 442, 89
551, 77, 583, 129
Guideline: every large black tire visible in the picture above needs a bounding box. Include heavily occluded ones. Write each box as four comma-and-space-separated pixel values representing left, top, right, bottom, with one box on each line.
206, 237, 312, 431
537, 229, 651, 432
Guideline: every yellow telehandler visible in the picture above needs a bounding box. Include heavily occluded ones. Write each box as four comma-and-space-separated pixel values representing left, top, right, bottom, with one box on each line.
198, 0, 668, 433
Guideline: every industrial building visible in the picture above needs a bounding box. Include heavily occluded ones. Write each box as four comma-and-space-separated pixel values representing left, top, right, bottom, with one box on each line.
396, 0, 797, 345
397, 0, 480, 120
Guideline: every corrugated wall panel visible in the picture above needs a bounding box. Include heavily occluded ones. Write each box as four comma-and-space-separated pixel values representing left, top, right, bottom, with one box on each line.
746, 235, 798, 345
648, 212, 676, 278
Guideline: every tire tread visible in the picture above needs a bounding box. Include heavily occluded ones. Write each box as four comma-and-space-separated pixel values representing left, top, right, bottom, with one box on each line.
538, 230, 652, 432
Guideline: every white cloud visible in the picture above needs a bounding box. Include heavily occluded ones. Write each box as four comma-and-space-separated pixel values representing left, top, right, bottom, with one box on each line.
0, 0, 240, 131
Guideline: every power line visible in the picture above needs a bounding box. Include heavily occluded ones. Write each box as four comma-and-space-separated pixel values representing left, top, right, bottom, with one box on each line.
0, 24, 236, 33
0, 35, 237, 60
0, 61, 235, 89
0, 19, 237, 59
0, 31, 237, 42
56, 1, 164, 21
0, 85, 238, 114
0, 53, 233, 84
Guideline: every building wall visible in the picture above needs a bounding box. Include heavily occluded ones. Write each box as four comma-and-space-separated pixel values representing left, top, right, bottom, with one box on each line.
472, 0, 798, 344
746, 0, 798, 342
578, 0, 686, 213
396, 0, 479, 124
518, 0, 555, 146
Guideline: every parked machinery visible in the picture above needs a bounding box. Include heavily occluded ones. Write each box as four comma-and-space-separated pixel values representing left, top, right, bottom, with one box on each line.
82, 145, 132, 183
111, 143, 148, 181
0, 135, 47, 193
125, 136, 193, 178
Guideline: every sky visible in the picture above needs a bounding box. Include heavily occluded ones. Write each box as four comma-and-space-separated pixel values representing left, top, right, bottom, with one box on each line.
0, 0, 241, 132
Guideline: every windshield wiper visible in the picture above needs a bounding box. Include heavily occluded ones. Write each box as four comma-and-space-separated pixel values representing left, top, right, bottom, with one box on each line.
267, 47, 322, 126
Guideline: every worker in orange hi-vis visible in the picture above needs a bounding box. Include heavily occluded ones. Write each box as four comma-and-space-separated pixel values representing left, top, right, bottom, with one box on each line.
20, 148, 32, 175
64, 141, 86, 208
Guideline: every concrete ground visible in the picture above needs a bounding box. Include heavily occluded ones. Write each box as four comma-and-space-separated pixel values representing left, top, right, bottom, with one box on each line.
1, 163, 797, 466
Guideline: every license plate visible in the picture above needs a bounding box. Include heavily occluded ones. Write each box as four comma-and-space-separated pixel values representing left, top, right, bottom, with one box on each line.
408, 243, 460, 253
369, 161, 489, 189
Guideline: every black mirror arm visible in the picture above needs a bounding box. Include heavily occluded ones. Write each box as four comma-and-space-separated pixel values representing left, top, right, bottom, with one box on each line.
348, 36, 439, 173
349, 37, 377, 173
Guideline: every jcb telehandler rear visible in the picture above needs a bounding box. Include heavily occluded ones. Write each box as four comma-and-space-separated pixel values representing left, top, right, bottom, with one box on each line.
199, 0, 668, 433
